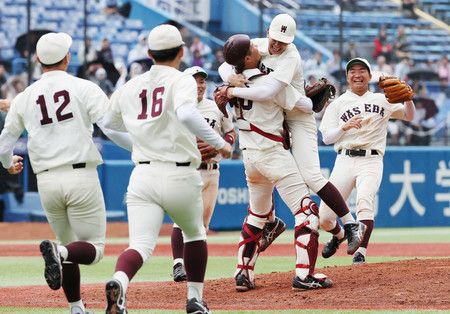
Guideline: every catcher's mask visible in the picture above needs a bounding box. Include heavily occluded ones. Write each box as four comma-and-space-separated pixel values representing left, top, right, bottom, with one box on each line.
223, 34, 250, 70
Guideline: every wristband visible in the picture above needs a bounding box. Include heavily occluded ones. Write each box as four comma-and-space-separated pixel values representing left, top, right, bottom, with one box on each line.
223, 133, 235, 145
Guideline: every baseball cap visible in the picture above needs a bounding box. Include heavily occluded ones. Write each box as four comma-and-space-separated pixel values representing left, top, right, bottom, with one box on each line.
346, 57, 372, 74
36, 32, 72, 65
184, 66, 208, 79
223, 34, 250, 68
268, 14, 296, 44
148, 24, 185, 51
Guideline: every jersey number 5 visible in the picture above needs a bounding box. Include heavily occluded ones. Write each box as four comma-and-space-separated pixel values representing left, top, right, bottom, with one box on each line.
138, 87, 165, 119
36, 90, 73, 126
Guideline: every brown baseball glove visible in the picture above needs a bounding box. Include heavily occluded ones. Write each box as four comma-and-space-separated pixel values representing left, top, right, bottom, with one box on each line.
213, 85, 233, 118
305, 78, 336, 113
379, 75, 414, 103
197, 138, 219, 161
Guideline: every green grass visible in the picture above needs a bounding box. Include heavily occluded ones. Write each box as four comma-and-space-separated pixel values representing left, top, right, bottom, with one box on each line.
0, 227, 448, 312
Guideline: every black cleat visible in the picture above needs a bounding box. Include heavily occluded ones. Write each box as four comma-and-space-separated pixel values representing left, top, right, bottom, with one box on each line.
39, 240, 62, 290
344, 222, 367, 255
172, 262, 187, 282
292, 275, 333, 290
322, 235, 347, 258
186, 298, 212, 314
352, 252, 366, 265
260, 217, 287, 252
106, 279, 127, 314
235, 274, 255, 292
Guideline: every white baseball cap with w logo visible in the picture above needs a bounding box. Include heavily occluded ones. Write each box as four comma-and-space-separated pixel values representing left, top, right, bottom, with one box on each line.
268, 13, 296, 44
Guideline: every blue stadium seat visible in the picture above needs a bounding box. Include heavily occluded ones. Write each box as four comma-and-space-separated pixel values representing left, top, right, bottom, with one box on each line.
2, 192, 44, 222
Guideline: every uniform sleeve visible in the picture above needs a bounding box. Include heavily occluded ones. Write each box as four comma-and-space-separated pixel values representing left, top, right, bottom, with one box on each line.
107, 88, 125, 125
319, 101, 339, 133
269, 49, 300, 85
173, 75, 198, 111
4, 95, 25, 137
84, 81, 109, 123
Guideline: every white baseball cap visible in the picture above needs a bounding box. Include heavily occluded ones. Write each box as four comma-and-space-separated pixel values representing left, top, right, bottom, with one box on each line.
36, 32, 72, 65
268, 14, 296, 44
346, 57, 372, 74
184, 66, 208, 79
148, 24, 185, 51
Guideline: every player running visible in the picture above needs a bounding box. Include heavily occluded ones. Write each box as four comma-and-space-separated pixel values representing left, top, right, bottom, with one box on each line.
101, 24, 231, 314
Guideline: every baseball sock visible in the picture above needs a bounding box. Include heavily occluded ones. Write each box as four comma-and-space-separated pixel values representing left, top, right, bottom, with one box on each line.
184, 240, 207, 283
328, 221, 345, 240
317, 182, 354, 219
171, 226, 184, 263
359, 219, 374, 249
65, 241, 97, 264
115, 249, 143, 282
187, 282, 204, 302
69, 300, 85, 313
62, 263, 80, 302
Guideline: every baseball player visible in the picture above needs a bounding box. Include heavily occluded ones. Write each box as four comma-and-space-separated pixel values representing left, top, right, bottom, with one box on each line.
221, 34, 332, 292
100, 24, 231, 314
218, 13, 366, 254
0, 32, 130, 314
319, 58, 415, 264
171, 66, 236, 282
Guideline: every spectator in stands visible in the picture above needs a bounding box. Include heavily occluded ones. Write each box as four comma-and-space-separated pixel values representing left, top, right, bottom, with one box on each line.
210, 48, 225, 72
95, 68, 115, 98
405, 99, 430, 145
189, 36, 211, 67
393, 25, 412, 62
114, 60, 128, 89
326, 50, 341, 78
0, 64, 10, 93
100, 0, 131, 18
394, 56, 412, 81
96, 37, 114, 64
438, 77, 450, 98
340, 0, 358, 12
436, 56, 450, 83
343, 40, 359, 62
77, 37, 96, 66
401, 0, 418, 19
191, 49, 204, 68
127, 33, 149, 66
373, 55, 393, 76
1, 75, 26, 100
126, 62, 143, 82
373, 28, 393, 64
304, 51, 327, 73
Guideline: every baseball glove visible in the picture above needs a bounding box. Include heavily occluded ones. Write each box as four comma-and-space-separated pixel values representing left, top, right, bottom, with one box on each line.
379, 75, 414, 103
214, 85, 233, 118
197, 138, 219, 161
305, 78, 336, 113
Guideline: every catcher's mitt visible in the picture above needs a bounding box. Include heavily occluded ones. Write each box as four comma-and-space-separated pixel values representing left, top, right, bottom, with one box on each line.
197, 138, 219, 161
214, 85, 233, 118
305, 78, 336, 113
379, 75, 414, 103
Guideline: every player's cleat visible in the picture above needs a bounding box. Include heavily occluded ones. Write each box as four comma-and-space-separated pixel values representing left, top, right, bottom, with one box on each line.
235, 274, 255, 292
352, 252, 366, 265
344, 222, 367, 255
322, 235, 347, 258
172, 262, 187, 282
106, 279, 127, 314
260, 217, 287, 252
70, 306, 94, 314
186, 298, 212, 314
292, 275, 333, 290
39, 240, 63, 290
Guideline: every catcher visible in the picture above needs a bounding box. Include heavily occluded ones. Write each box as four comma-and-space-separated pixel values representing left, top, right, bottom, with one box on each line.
170, 66, 236, 282
319, 57, 415, 264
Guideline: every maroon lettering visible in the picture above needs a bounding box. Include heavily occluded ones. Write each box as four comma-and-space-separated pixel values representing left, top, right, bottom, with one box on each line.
137, 89, 148, 119
36, 90, 73, 126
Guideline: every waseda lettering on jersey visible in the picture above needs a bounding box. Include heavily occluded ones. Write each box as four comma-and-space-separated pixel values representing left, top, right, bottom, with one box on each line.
204, 117, 216, 129
259, 62, 274, 75
340, 104, 384, 122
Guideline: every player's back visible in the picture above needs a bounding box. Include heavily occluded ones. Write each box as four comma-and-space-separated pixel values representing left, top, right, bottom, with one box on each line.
6, 71, 106, 173
109, 65, 200, 165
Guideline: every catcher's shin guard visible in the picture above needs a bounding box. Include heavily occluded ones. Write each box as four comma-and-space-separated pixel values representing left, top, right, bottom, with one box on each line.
234, 219, 263, 291
293, 198, 320, 279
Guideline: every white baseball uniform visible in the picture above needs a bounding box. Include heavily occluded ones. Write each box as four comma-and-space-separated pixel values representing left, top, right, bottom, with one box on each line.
233, 68, 320, 282
106, 65, 223, 262
252, 38, 328, 193
319, 90, 405, 224
197, 98, 234, 228
0, 70, 107, 255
